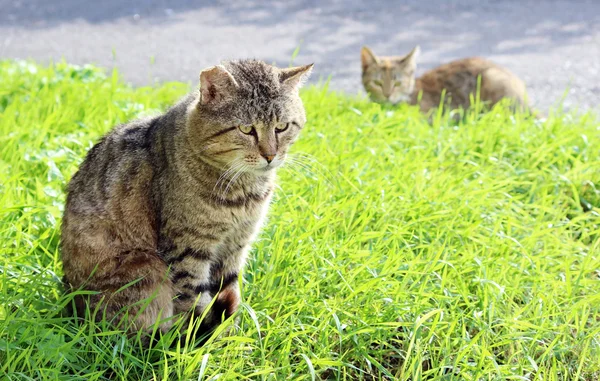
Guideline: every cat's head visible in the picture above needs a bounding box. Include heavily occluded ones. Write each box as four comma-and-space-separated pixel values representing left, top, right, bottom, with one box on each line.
361, 46, 420, 105
187, 59, 313, 175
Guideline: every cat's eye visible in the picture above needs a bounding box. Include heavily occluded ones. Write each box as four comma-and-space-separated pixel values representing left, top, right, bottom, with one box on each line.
275, 123, 289, 133
238, 125, 255, 135
373, 80, 383, 87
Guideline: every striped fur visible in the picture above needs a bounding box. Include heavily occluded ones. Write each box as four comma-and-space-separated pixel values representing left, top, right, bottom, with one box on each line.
361, 46, 530, 115
61, 59, 313, 339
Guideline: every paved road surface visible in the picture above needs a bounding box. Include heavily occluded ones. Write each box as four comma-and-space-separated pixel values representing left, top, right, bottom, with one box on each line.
1, 0, 599, 111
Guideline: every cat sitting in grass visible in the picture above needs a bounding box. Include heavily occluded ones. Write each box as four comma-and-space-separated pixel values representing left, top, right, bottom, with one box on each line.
61, 59, 313, 343
361, 46, 532, 116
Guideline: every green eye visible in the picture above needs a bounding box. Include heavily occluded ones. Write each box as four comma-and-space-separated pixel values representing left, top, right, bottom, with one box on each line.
275, 123, 289, 133
238, 125, 254, 135
373, 80, 383, 87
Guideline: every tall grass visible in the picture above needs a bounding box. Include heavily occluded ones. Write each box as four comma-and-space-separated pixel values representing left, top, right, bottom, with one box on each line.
1, 60, 599, 380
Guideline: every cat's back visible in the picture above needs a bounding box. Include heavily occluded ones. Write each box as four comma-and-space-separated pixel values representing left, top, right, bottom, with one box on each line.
432, 57, 495, 73
66, 117, 157, 212
61, 116, 164, 280
415, 57, 527, 110
66, 94, 194, 212
417, 57, 498, 91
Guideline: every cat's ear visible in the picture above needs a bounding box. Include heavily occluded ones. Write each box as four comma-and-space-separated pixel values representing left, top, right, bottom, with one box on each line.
199, 65, 239, 105
361, 46, 379, 70
280, 64, 314, 91
402, 45, 420, 66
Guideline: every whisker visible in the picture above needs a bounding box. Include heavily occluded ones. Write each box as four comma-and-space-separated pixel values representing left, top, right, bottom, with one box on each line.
215, 168, 240, 195
289, 152, 331, 174
286, 153, 334, 186
222, 163, 247, 200
213, 158, 242, 196
213, 158, 247, 203
281, 160, 313, 180
285, 158, 315, 175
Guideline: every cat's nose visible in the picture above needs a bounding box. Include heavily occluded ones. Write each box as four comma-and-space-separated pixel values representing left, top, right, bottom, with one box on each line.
261, 153, 276, 163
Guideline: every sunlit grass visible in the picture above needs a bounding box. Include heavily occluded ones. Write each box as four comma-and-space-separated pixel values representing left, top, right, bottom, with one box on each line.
1, 60, 599, 380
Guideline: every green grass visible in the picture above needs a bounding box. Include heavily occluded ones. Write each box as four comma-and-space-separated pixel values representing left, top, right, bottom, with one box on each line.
1, 60, 599, 380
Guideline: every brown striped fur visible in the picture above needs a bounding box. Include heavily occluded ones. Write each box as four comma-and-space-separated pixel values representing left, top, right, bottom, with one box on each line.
361, 46, 530, 115
61, 59, 313, 339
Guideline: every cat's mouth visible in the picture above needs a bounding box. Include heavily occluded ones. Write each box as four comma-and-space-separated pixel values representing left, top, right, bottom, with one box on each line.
371, 93, 410, 105
257, 161, 282, 173
261, 163, 277, 172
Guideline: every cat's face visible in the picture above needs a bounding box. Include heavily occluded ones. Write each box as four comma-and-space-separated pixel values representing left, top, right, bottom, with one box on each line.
188, 60, 313, 175
361, 46, 420, 105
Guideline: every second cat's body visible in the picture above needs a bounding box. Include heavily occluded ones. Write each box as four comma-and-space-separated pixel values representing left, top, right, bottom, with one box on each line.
411, 56, 528, 114
361, 46, 530, 115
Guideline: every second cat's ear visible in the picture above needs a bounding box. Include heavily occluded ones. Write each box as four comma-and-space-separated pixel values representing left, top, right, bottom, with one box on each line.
280, 64, 314, 91
199, 65, 239, 105
403, 45, 420, 65
361, 46, 379, 70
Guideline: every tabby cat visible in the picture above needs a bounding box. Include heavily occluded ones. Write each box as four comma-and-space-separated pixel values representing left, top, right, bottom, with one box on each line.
61, 60, 313, 339
361, 45, 530, 115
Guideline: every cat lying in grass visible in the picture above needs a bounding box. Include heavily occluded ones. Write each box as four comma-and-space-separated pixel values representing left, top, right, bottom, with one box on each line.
361, 46, 532, 116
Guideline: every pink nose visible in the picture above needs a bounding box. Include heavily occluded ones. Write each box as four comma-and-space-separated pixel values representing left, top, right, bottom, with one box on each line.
261, 153, 275, 163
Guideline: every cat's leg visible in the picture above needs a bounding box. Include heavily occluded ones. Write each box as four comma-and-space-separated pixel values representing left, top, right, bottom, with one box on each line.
172, 259, 241, 344
69, 250, 175, 334
207, 248, 246, 330
209, 276, 241, 326
197, 279, 241, 343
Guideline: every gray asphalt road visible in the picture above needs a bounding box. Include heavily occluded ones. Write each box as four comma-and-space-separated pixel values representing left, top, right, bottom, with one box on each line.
1, 0, 599, 111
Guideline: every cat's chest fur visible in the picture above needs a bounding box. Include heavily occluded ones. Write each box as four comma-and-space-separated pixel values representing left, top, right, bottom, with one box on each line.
158, 173, 273, 274
159, 179, 273, 312
201, 190, 272, 249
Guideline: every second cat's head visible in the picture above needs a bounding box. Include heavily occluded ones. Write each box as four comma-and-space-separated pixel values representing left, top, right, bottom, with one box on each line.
187, 59, 313, 174
361, 46, 420, 105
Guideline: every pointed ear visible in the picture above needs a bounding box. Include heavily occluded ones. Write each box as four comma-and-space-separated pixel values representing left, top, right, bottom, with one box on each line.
199, 65, 238, 105
280, 64, 313, 91
402, 45, 420, 66
361, 46, 379, 70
